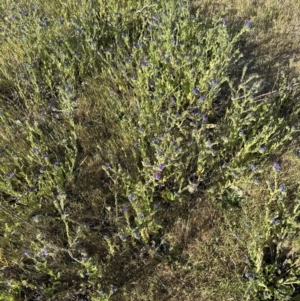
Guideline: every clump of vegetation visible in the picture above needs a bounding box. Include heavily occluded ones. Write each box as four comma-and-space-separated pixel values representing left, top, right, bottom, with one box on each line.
0, 0, 300, 300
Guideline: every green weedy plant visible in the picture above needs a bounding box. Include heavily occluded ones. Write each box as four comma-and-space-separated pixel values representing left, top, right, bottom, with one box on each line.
99, 0, 299, 244
0, 0, 109, 299
99, 1, 249, 240
0, 0, 300, 299
231, 167, 300, 301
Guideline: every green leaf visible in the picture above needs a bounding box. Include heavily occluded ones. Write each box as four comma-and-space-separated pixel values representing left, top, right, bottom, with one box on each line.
161, 189, 175, 201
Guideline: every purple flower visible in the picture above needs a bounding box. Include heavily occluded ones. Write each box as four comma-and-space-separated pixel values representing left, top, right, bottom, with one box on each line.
128, 194, 134, 202
105, 163, 112, 169
170, 96, 175, 103
250, 164, 257, 171
222, 18, 227, 26
244, 222, 251, 228
273, 162, 280, 172
141, 61, 148, 67
111, 285, 117, 293
65, 85, 72, 92
270, 216, 281, 225
199, 95, 205, 102
24, 250, 30, 256
159, 164, 165, 170
202, 114, 207, 121
152, 16, 159, 24
40, 249, 48, 257
122, 205, 129, 212
193, 87, 199, 95
213, 79, 219, 85
245, 20, 252, 29
6, 172, 14, 179
245, 272, 254, 279
33, 147, 39, 154
152, 137, 158, 144
279, 183, 286, 192
192, 108, 199, 115
259, 146, 266, 152
154, 172, 161, 180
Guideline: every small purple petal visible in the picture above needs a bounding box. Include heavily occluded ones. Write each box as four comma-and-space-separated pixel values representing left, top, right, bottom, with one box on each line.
148, 80, 154, 88
273, 162, 280, 172
245, 20, 252, 29
40, 249, 48, 257
159, 164, 165, 170
270, 215, 281, 225
245, 272, 254, 279
193, 87, 199, 95
65, 85, 72, 92
244, 222, 251, 228
154, 172, 161, 180
279, 183, 286, 192
192, 108, 199, 115
6, 172, 14, 179
128, 194, 134, 202
33, 147, 39, 154
153, 16, 159, 24
111, 285, 117, 292
259, 146, 266, 152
